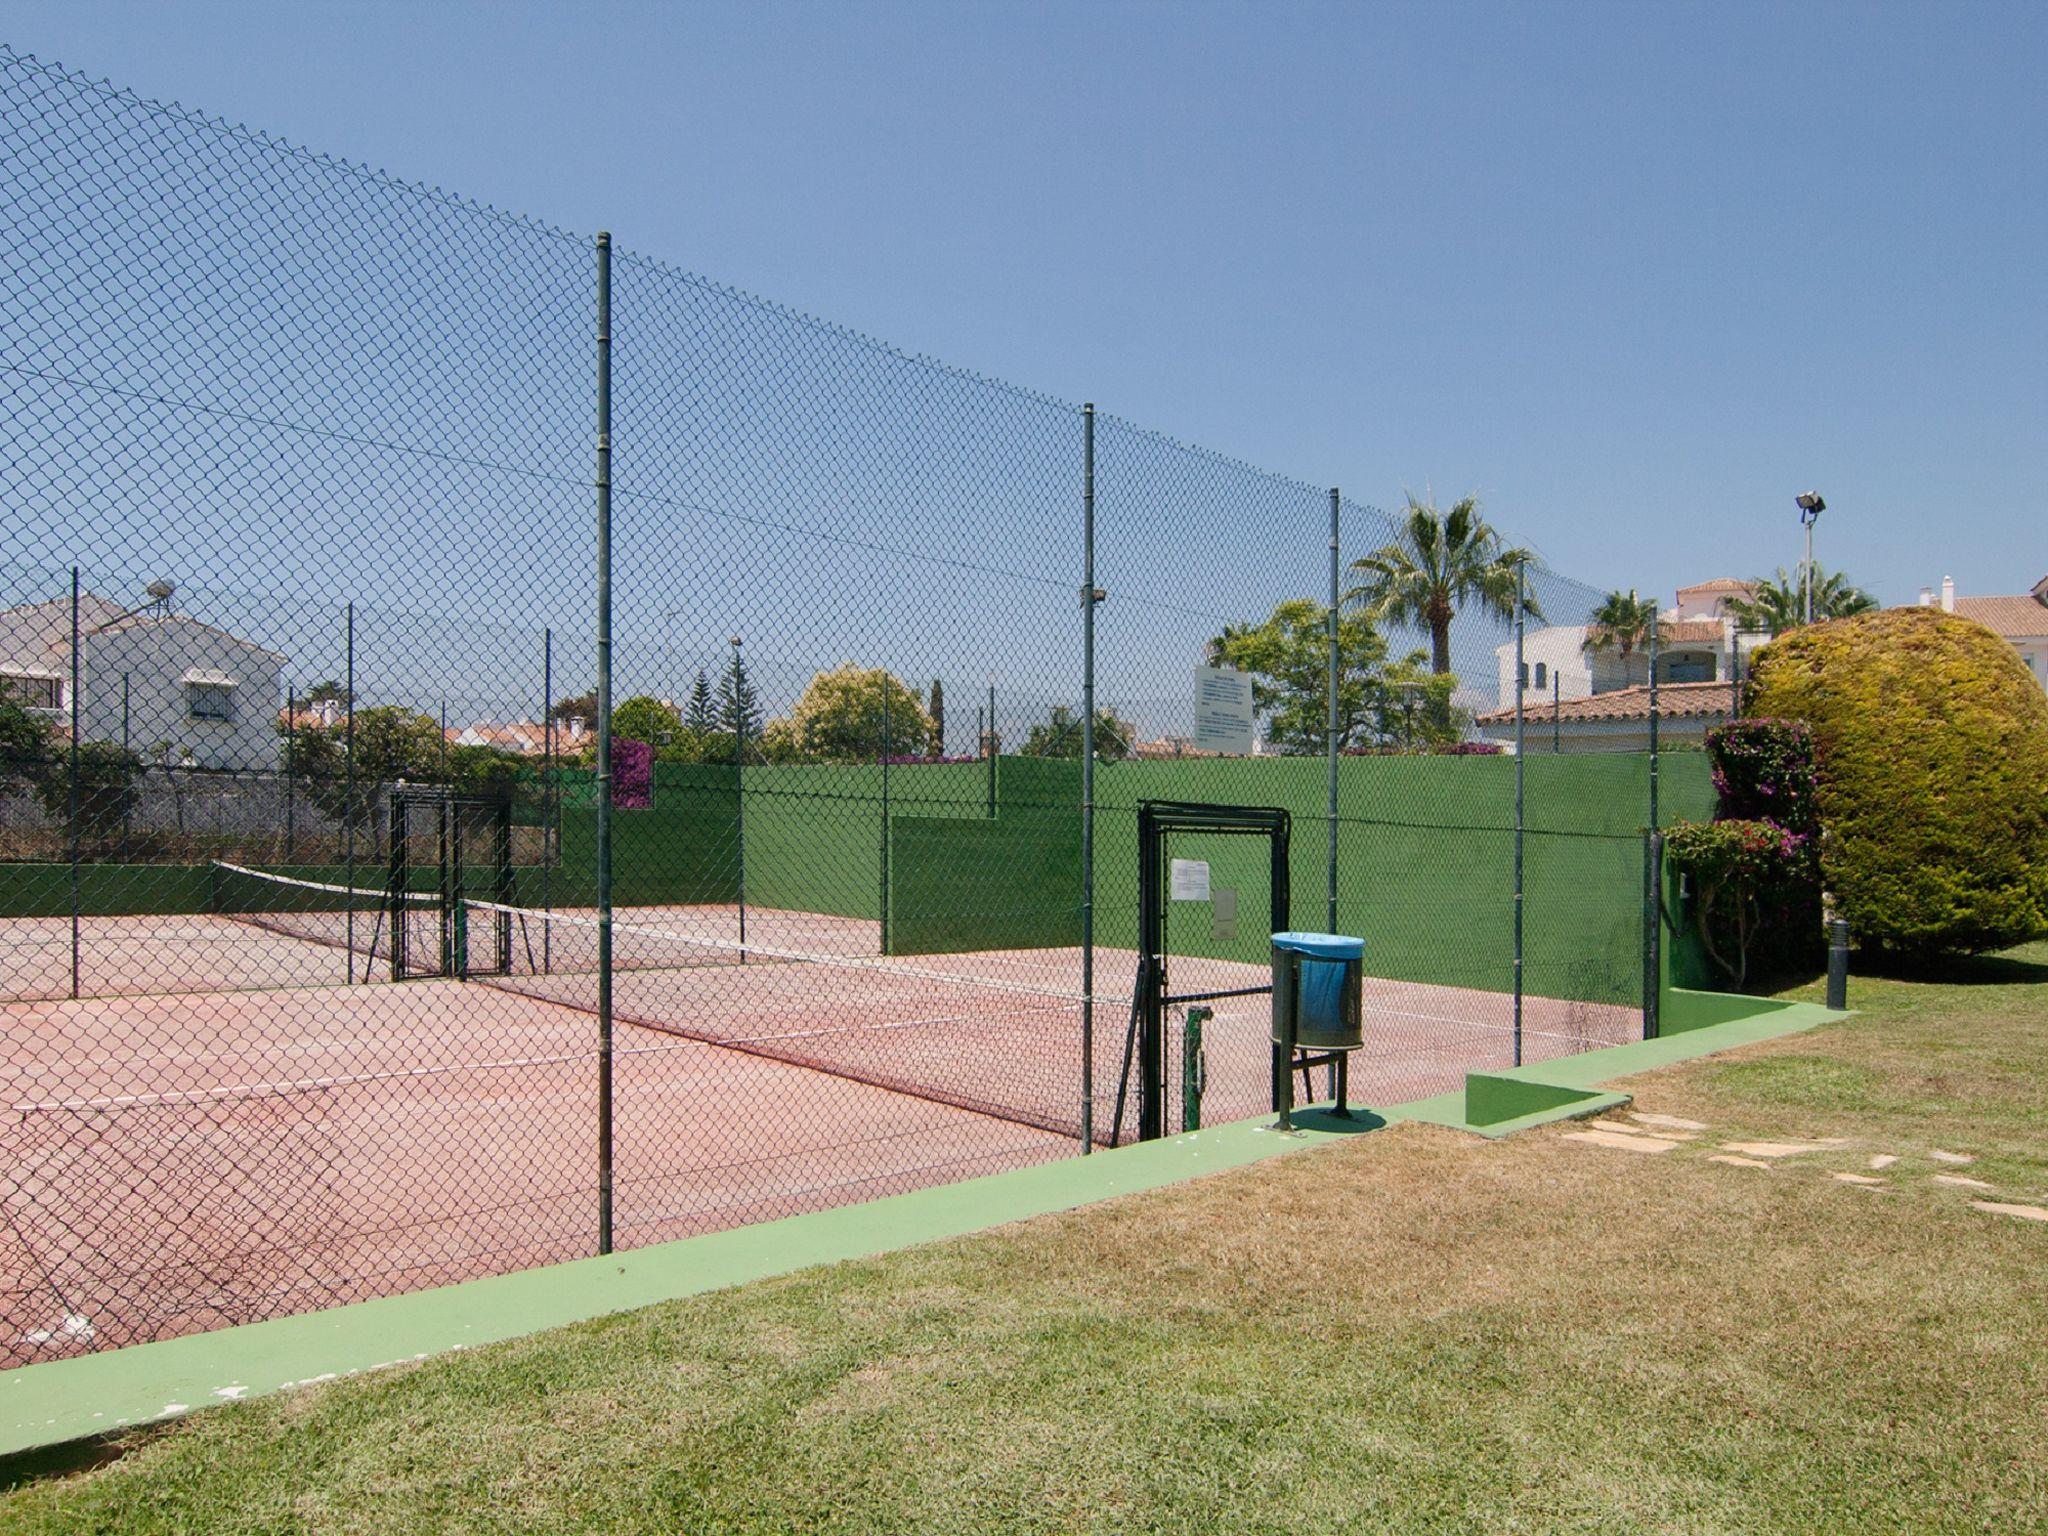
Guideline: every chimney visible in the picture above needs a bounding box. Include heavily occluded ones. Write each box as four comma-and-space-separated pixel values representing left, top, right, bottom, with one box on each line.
1940, 576, 1955, 613
1917, 587, 1934, 606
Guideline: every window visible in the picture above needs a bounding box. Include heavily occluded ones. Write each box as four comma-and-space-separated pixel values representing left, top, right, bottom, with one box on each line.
1534, 662, 1548, 690
1663, 657, 1716, 684
1, 672, 61, 711
188, 683, 235, 721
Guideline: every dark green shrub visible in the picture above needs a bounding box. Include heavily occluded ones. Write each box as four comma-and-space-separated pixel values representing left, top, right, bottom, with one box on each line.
1665, 818, 1805, 988
1747, 608, 2048, 957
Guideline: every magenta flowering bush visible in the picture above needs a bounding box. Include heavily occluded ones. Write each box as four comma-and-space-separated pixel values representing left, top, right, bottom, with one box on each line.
610, 737, 654, 808
1706, 718, 1817, 834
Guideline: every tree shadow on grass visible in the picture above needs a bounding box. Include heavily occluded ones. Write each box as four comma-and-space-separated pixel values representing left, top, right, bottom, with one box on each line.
0, 1425, 162, 1494
1852, 946, 2048, 988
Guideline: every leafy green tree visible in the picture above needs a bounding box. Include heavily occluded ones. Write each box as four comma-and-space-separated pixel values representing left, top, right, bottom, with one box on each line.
30, 739, 141, 844
1021, 706, 1135, 761
1583, 589, 1666, 666
1208, 598, 1389, 753
1369, 652, 1466, 750
279, 705, 444, 855
684, 671, 715, 733
551, 689, 597, 731
0, 697, 53, 794
303, 679, 354, 708
611, 695, 683, 746
788, 666, 933, 762
1727, 567, 1879, 635
445, 743, 528, 803
1345, 494, 1541, 675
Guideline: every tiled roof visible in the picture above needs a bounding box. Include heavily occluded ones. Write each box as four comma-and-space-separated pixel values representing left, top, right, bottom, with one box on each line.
1661, 619, 1726, 643
1953, 595, 2048, 640
1675, 578, 1752, 595
1474, 682, 1734, 726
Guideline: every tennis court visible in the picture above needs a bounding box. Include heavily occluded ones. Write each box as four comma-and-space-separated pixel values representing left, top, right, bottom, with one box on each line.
1, 872, 1634, 1362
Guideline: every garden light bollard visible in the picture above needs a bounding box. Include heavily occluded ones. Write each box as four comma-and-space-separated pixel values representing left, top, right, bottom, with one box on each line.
1826, 918, 1850, 1011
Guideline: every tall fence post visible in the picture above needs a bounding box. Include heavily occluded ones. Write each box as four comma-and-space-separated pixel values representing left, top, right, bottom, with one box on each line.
542, 626, 555, 973
731, 636, 747, 961
344, 600, 356, 977
1326, 487, 1340, 934
68, 568, 81, 1001
1081, 403, 1098, 1150
284, 684, 296, 861
1552, 670, 1561, 753
1512, 561, 1526, 1066
593, 229, 615, 1256
986, 677, 996, 816
1643, 603, 1662, 1039
879, 674, 891, 952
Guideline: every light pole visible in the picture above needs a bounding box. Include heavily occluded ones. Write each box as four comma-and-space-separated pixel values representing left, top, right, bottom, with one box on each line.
1795, 492, 1825, 625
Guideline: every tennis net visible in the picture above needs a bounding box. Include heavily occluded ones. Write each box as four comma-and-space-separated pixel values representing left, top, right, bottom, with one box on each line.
458, 898, 1096, 1140
209, 861, 444, 980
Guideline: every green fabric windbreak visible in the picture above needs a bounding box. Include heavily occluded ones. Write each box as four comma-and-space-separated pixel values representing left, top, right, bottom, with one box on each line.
886, 758, 1079, 954
4, 753, 1708, 1009
554, 763, 740, 909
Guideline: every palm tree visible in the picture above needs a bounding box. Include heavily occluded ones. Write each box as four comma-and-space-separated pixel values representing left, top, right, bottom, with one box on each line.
1345, 494, 1542, 675
1727, 566, 1877, 635
1583, 589, 1665, 665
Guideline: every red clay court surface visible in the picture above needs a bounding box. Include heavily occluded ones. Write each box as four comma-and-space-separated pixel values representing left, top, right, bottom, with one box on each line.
1, 905, 1635, 1364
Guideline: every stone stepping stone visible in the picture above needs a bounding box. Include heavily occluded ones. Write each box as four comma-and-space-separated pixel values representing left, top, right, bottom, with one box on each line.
1971, 1201, 2048, 1223
1868, 1154, 1900, 1170
1929, 1150, 1975, 1166
1628, 1111, 1709, 1132
1934, 1174, 1995, 1190
1722, 1140, 1837, 1159
1603, 1120, 1698, 1142
1709, 1153, 1773, 1170
1832, 1172, 1886, 1186
1561, 1129, 1680, 1154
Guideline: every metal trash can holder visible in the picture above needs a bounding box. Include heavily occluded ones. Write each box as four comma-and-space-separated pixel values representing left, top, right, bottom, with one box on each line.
1270, 931, 1365, 1129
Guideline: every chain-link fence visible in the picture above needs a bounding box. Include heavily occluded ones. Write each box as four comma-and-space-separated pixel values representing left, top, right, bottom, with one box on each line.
1, 45, 1720, 1363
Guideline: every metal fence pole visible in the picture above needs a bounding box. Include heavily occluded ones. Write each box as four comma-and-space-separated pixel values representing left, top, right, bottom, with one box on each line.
1512, 562, 1525, 1066
284, 684, 296, 861
1644, 604, 1662, 1039
1326, 487, 1340, 934
1552, 671, 1561, 753
1081, 403, 1098, 1150
68, 568, 81, 1001
542, 627, 554, 973
986, 677, 996, 816
344, 600, 356, 977
731, 637, 747, 961
880, 674, 891, 952
593, 230, 615, 1256
119, 669, 131, 853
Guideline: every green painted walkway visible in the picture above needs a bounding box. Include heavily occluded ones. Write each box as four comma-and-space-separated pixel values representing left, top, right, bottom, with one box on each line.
0, 993, 1835, 1456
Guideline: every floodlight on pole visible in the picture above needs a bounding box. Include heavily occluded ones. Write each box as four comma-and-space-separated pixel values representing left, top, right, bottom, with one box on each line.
1795, 493, 1825, 624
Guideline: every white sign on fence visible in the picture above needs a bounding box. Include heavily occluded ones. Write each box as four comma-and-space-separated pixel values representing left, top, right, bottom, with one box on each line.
1193, 666, 1256, 756
1170, 858, 1211, 902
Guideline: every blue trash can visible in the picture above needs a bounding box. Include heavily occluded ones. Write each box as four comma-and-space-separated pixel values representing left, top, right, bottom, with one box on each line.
1270, 931, 1364, 1051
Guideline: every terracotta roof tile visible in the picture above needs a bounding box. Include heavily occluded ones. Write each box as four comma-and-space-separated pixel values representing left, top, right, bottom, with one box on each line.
1474, 682, 1734, 726
1952, 595, 2048, 639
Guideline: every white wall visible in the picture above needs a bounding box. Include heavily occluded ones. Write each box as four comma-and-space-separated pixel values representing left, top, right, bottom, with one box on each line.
78, 620, 283, 771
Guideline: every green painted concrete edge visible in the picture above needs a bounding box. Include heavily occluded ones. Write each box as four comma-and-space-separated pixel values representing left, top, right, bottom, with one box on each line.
0, 989, 1837, 1458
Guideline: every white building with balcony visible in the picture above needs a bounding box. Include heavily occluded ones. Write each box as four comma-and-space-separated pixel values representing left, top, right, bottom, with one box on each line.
0, 591, 284, 771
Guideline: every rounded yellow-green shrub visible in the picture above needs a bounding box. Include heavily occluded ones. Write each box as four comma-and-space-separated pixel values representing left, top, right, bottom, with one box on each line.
1746, 607, 2048, 957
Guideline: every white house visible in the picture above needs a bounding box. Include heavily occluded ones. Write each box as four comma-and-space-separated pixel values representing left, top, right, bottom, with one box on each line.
1919, 574, 2048, 690
1492, 578, 1766, 713
0, 590, 284, 771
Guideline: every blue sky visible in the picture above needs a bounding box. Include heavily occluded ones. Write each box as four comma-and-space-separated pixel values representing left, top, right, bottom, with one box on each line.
6, 0, 2043, 608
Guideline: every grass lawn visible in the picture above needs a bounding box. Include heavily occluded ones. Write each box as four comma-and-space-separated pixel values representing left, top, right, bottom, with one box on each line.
4, 946, 2045, 1534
